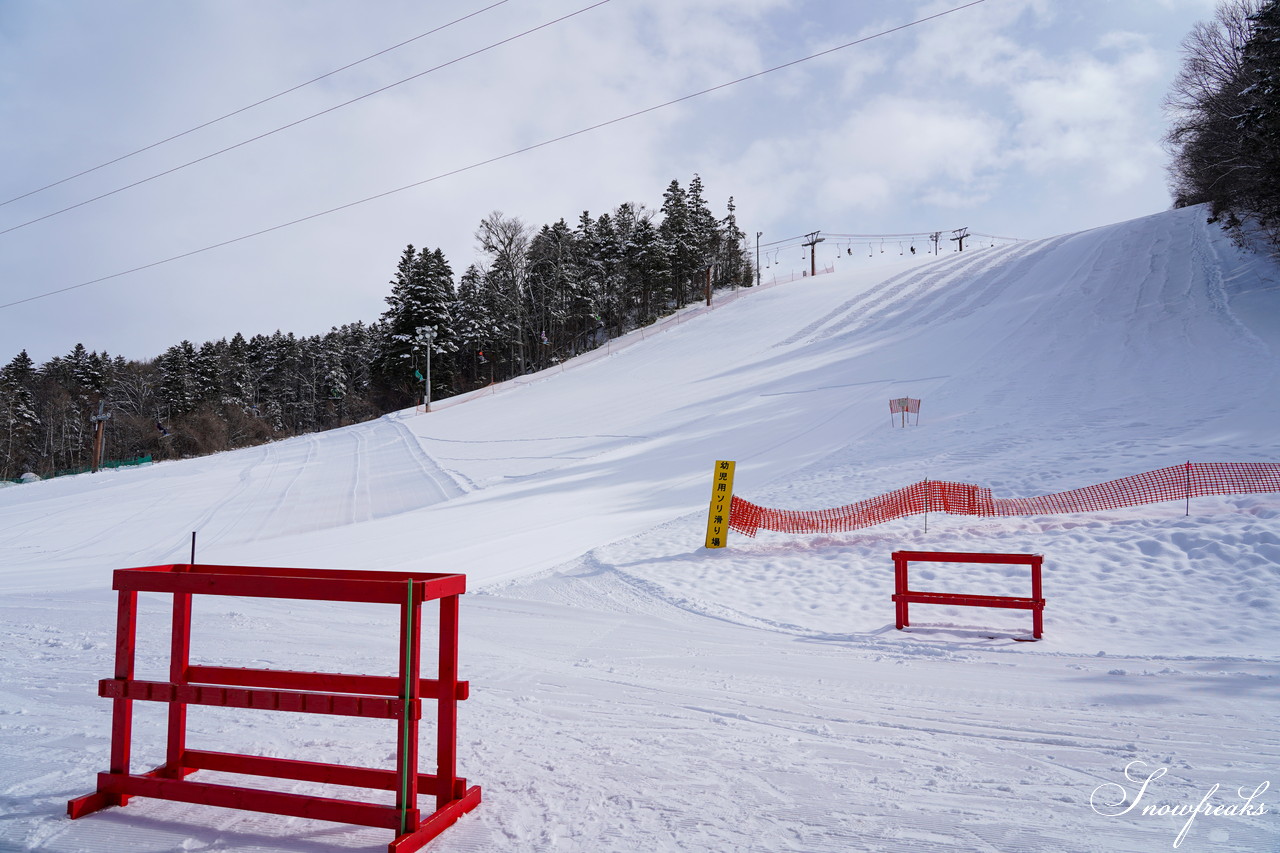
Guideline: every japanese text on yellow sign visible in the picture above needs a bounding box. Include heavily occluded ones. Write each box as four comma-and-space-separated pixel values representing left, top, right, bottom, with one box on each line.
704, 460, 736, 549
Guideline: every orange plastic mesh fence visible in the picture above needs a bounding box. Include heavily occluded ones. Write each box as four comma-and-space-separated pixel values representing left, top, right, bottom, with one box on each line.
728, 462, 1280, 537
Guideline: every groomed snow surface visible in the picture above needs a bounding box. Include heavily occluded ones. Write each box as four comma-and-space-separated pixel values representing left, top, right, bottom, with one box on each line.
1, 205, 1277, 852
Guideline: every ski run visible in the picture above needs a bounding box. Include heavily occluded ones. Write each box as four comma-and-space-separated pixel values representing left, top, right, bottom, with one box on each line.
1, 204, 1277, 852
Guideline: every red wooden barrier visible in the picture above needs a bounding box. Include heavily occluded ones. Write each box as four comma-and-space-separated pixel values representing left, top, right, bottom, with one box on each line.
67, 564, 481, 853
892, 550, 1045, 639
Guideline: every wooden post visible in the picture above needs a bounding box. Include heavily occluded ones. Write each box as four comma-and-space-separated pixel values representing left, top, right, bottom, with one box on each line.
89, 401, 111, 473
91, 422, 105, 473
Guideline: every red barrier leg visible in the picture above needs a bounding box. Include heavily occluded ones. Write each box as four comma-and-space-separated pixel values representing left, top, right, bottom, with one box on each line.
68, 589, 138, 818
437, 594, 459, 812
108, 589, 138, 803
1031, 557, 1044, 639
894, 557, 909, 629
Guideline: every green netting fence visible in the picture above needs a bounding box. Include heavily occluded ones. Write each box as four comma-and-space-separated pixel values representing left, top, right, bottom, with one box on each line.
3, 454, 153, 484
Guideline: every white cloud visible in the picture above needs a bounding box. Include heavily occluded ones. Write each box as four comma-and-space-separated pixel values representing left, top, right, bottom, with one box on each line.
1009, 32, 1164, 191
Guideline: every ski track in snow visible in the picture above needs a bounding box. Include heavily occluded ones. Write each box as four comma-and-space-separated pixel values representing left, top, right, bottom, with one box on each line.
1, 207, 1278, 852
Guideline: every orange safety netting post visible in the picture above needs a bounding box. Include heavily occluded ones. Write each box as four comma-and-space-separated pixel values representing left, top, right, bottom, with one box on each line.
67, 564, 481, 853
730, 462, 1280, 537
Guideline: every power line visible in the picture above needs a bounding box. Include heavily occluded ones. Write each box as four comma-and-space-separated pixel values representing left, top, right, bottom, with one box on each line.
0, 0, 612, 238
0, 0, 513, 210
0, 0, 988, 312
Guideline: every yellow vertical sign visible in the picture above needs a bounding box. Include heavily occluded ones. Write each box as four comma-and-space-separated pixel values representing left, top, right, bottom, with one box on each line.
704, 460, 736, 549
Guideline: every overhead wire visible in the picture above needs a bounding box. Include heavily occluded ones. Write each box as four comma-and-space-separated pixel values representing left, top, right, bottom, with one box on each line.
0, 0, 613, 238
0, 0, 513, 210
0, 0, 988, 311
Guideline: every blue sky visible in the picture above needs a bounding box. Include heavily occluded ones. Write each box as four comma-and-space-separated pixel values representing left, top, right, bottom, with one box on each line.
0, 0, 1219, 362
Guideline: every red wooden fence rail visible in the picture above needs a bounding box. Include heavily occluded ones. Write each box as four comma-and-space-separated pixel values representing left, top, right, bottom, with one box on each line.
67, 563, 481, 853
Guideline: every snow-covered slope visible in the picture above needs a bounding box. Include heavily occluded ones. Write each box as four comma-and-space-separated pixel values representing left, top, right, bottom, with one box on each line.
2, 206, 1277, 852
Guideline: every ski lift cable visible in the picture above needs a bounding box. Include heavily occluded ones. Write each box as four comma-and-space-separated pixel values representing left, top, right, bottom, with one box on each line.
821, 229, 1028, 243
757, 233, 814, 249
0, 0, 989, 311
824, 231, 954, 239
0, 0, 515, 211
968, 231, 1029, 241
0, 0, 612, 238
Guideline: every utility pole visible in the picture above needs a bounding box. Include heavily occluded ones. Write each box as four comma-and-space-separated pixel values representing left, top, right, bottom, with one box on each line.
90, 400, 111, 473
755, 231, 762, 288
950, 227, 970, 252
416, 325, 436, 412
802, 231, 824, 277
930, 231, 942, 255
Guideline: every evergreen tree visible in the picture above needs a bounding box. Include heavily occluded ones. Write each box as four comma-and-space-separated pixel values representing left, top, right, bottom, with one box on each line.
609, 202, 661, 327
0, 351, 40, 478
717, 196, 753, 289
377, 244, 457, 401
686, 174, 721, 261
420, 248, 459, 391
452, 264, 499, 386
66, 343, 103, 395
1239, 0, 1280, 239
658, 179, 695, 308
265, 331, 303, 431
223, 332, 254, 407
334, 322, 377, 403
588, 210, 620, 334
0, 170, 759, 472
159, 341, 199, 417
193, 341, 222, 406
525, 219, 581, 368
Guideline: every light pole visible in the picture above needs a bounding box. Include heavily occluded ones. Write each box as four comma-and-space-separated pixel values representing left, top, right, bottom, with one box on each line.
755, 231, 762, 288
416, 325, 436, 411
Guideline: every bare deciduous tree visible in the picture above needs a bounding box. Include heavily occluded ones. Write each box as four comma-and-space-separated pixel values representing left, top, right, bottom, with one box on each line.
1164, 0, 1280, 246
